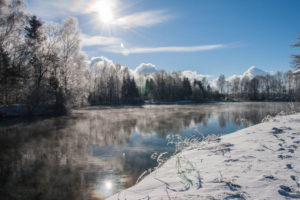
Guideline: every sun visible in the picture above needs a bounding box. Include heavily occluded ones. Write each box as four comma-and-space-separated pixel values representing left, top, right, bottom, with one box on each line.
96, 0, 115, 24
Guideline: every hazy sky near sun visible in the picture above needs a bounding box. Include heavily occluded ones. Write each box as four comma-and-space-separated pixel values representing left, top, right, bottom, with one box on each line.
26, 0, 300, 78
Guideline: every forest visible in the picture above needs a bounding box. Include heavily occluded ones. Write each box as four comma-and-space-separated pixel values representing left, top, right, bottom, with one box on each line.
0, 0, 300, 116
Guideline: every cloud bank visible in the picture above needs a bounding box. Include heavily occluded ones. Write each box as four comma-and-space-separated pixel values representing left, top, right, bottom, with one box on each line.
227, 66, 269, 82
89, 57, 211, 85
134, 63, 158, 75
180, 71, 211, 81
90, 56, 135, 77
90, 56, 115, 74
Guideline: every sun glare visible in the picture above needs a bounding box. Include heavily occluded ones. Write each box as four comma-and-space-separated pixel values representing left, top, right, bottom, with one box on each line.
105, 180, 113, 190
96, 0, 115, 24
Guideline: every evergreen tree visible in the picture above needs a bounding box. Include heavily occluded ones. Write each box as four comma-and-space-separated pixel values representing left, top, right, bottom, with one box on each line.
121, 77, 140, 103
25, 15, 46, 106
25, 16, 42, 40
0, 0, 26, 105
217, 74, 226, 94
182, 77, 192, 99
292, 34, 300, 69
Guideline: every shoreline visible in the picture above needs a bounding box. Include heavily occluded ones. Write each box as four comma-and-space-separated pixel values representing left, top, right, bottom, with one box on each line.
108, 113, 300, 200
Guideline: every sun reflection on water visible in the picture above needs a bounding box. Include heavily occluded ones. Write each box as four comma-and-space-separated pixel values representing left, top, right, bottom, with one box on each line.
105, 180, 113, 190
91, 175, 118, 199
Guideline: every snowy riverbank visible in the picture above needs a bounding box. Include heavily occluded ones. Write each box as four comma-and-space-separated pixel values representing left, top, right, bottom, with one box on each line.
108, 113, 300, 200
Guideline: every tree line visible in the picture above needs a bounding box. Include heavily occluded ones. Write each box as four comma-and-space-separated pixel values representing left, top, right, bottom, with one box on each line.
215, 71, 300, 101
138, 71, 222, 102
0, 0, 299, 116
88, 61, 141, 104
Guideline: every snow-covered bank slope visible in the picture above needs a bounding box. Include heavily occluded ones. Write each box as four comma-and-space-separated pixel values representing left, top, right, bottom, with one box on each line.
108, 113, 300, 200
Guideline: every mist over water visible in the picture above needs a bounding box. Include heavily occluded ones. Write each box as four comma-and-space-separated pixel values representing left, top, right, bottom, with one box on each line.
0, 102, 298, 199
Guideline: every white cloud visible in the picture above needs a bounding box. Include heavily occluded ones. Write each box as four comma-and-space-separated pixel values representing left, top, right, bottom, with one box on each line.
90, 56, 114, 67
242, 66, 268, 79
226, 66, 269, 83
90, 56, 114, 75
27, 1, 173, 29
28, 0, 119, 16
135, 63, 158, 75
89, 57, 215, 84
293, 68, 300, 74
210, 78, 219, 90
90, 56, 133, 77
211, 66, 270, 91
103, 44, 226, 55
181, 71, 211, 81
81, 34, 227, 55
114, 10, 173, 29
227, 74, 242, 82
81, 34, 122, 47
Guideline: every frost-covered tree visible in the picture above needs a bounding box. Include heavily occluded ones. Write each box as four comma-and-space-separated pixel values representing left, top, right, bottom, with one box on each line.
292, 33, 300, 69
56, 17, 91, 108
249, 77, 259, 100
240, 76, 250, 97
230, 76, 240, 97
292, 34, 300, 101
0, 0, 27, 105
285, 71, 294, 95
0, 2, 92, 113
217, 74, 226, 93
89, 58, 136, 104
25, 15, 48, 106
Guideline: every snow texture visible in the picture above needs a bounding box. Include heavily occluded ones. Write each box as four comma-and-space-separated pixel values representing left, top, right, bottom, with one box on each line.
108, 113, 300, 200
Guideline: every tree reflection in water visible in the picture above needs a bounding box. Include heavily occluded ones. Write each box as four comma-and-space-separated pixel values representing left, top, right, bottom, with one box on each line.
0, 102, 298, 200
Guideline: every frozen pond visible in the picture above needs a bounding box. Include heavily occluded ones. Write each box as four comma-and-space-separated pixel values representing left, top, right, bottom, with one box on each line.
0, 102, 299, 200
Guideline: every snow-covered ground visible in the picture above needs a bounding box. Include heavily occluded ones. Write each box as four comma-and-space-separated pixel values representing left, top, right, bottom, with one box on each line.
108, 113, 300, 200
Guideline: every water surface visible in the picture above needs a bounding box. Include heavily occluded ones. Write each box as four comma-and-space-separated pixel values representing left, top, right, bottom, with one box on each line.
0, 102, 298, 200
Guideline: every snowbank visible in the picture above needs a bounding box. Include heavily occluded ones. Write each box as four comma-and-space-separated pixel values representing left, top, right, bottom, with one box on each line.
108, 113, 300, 199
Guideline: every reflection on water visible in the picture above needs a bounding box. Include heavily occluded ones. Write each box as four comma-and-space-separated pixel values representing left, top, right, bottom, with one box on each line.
0, 102, 298, 199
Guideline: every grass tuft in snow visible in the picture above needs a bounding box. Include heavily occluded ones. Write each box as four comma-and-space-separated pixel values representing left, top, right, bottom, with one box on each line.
136, 131, 207, 185
262, 102, 297, 123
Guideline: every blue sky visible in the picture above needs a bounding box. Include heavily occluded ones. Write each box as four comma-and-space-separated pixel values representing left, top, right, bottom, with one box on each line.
26, 0, 300, 78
